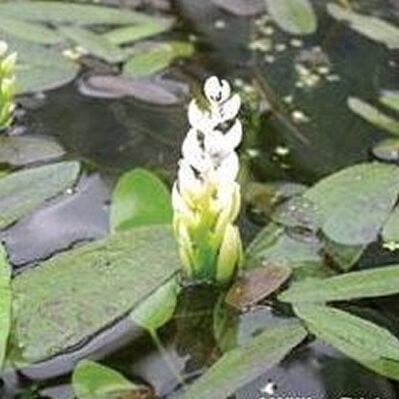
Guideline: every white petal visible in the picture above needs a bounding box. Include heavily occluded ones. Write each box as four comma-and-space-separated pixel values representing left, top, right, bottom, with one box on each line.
188, 99, 207, 127
172, 183, 189, 213
182, 129, 201, 159
204, 76, 231, 104
214, 152, 239, 183
219, 93, 241, 122
203, 129, 226, 157
178, 160, 202, 192
224, 119, 243, 149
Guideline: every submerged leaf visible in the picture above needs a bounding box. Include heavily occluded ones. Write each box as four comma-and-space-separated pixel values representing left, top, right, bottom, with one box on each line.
110, 168, 172, 232
225, 263, 292, 310
0, 244, 11, 369
294, 304, 399, 380
179, 320, 307, 399
265, 0, 317, 35
280, 264, 399, 303
372, 138, 399, 162
0, 136, 65, 166
123, 41, 194, 79
211, 0, 265, 17
304, 162, 399, 245
73, 360, 154, 399
327, 3, 399, 49
348, 97, 399, 136
0, 161, 80, 229
10, 225, 180, 363
59, 26, 126, 63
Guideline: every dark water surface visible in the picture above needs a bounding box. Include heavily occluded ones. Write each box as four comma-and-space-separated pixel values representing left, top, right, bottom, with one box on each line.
1, 0, 399, 397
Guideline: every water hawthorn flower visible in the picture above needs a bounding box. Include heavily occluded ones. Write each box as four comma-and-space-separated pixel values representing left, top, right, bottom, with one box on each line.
0, 41, 16, 129
172, 76, 243, 284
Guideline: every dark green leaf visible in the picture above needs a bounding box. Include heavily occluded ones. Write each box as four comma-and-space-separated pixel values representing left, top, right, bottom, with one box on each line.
0, 244, 11, 369
348, 97, 399, 136
265, 0, 317, 35
304, 162, 399, 245
280, 264, 399, 302
59, 26, 125, 63
0, 161, 80, 229
294, 304, 399, 380
110, 168, 172, 232
179, 320, 307, 399
323, 237, 365, 271
9, 225, 180, 364
327, 3, 399, 49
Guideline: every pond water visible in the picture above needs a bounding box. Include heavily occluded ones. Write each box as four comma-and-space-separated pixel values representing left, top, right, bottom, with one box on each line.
1, 0, 399, 397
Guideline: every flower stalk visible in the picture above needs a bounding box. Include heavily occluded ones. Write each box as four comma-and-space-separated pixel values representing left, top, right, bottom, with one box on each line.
0, 41, 16, 130
172, 76, 243, 284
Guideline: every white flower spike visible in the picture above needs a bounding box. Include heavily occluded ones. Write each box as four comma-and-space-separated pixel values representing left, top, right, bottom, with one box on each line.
173, 76, 243, 284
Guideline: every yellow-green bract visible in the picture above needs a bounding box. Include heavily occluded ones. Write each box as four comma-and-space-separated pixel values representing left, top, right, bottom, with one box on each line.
0, 40, 16, 129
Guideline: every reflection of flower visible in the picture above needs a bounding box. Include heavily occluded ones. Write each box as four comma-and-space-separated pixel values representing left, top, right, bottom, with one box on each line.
0, 41, 16, 129
172, 76, 243, 283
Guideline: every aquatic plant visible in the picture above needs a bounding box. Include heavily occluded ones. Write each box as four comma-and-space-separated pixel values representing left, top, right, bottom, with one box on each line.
172, 76, 243, 284
0, 40, 16, 129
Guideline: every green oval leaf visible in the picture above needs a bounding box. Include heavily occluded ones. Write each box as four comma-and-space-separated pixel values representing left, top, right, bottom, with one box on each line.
179, 320, 307, 399
280, 264, 399, 303
348, 97, 399, 136
327, 3, 399, 49
0, 244, 11, 369
110, 168, 172, 232
123, 41, 194, 79
265, 0, 317, 35
130, 276, 180, 332
72, 360, 152, 399
380, 90, 399, 113
59, 26, 125, 63
0, 161, 80, 229
9, 225, 180, 364
294, 304, 399, 380
304, 162, 399, 245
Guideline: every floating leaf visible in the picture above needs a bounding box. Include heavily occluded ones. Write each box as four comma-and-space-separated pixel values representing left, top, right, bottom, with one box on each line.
380, 90, 399, 113
265, 0, 317, 35
372, 138, 399, 162
123, 41, 194, 79
73, 360, 154, 399
327, 3, 399, 49
9, 225, 180, 363
280, 264, 399, 303
294, 304, 399, 380
0, 161, 80, 229
59, 26, 125, 64
0, 16, 63, 45
225, 262, 292, 310
130, 276, 180, 332
6, 38, 79, 94
348, 97, 399, 136
0, 136, 65, 166
0, 2, 152, 26
211, 0, 265, 17
110, 168, 172, 232
382, 207, 399, 243
0, 244, 11, 369
304, 162, 399, 245
179, 320, 307, 399
103, 19, 174, 46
